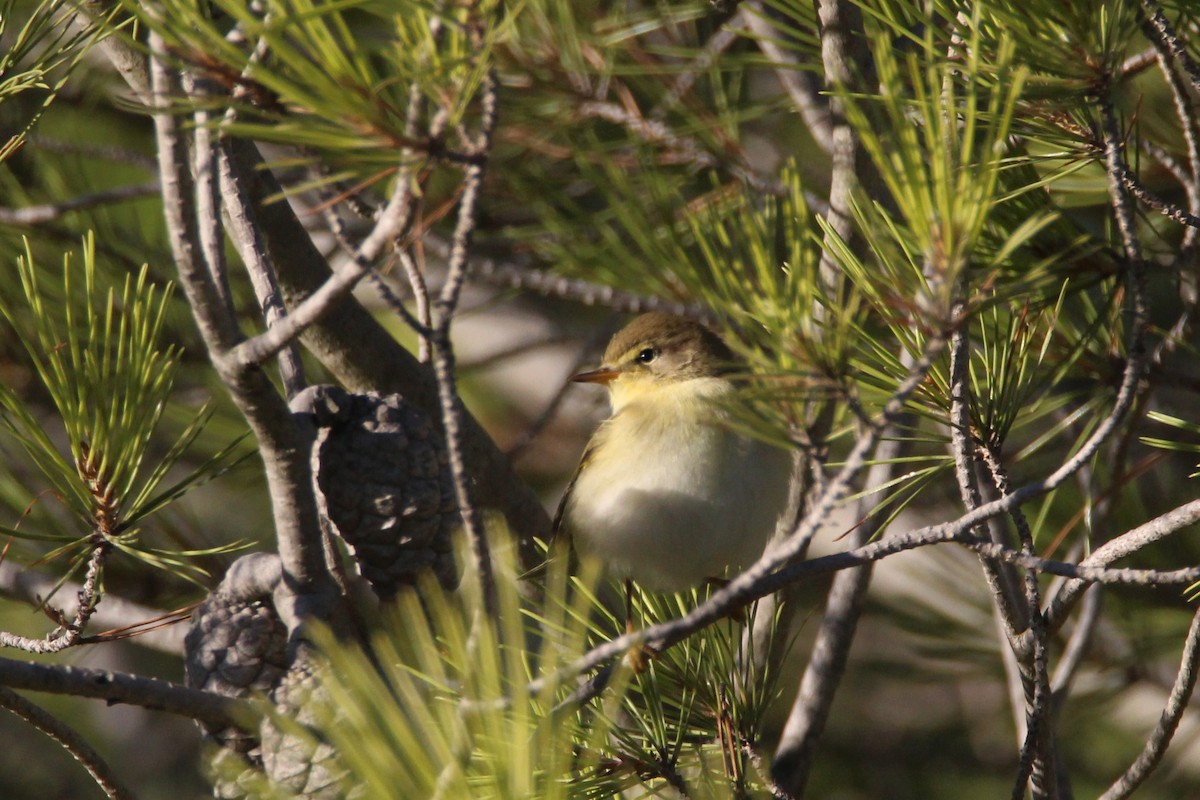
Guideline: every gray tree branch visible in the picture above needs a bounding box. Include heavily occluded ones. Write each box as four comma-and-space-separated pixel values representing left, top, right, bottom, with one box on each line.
0, 686, 135, 800
1098, 604, 1200, 800
0, 655, 246, 729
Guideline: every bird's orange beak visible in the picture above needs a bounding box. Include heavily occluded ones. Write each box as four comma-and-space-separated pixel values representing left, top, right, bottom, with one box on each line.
572, 366, 621, 384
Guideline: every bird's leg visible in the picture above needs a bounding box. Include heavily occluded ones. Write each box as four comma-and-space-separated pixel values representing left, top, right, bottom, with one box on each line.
623, 578, 656, 672
625, 578, 635, 636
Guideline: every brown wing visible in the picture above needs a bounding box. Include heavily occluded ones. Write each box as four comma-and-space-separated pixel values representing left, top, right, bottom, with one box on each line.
515, 438, 594, 584
551, 437, 597, 539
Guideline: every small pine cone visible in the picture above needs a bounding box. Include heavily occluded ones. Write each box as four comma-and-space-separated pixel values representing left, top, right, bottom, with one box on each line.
185, 553, 290, 797
295, 385, 458, 599
259, 645, 353, 799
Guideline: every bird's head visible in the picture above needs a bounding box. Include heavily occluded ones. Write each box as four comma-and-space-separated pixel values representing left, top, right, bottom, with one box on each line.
572, 312, 736, 411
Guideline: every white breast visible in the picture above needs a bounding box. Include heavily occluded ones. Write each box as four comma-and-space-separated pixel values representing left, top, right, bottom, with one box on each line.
563, 379, 791, 591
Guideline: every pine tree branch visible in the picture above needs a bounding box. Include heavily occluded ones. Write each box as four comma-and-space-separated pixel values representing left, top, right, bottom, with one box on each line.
399, 246, 433, 362
218, 142, 308, 399
1050, 582, 1101, 699
1118, 164, 1200, 229
0, 183, 160, 226
0, 562, 186, 655
948, 311, 1027, 649
27, 137, 158, 170
742, 1, 834, 154
770, 432, 899, 796
1139, 0, 1200, 94
430, 60, 499, 614
219, 130, 554, 550
456, 243, 715, 321
980, 448, 1057, 800
0, 538, 108, 655
149, 32, 334, 612
1146, 10, 1200, 258
1097, 604, 1200, 800
813, 0, 881, 287
652, 11, 744, 120
214, 9, 307, 400
1041, 499, 1200, 635
574, 99, 784, 195
532, 508, 1200, 698
394, 18, 441, 363
0, 686, 135, 800
1120, 46, 1160, 79
0, 655, 246, 728
192, 84, 236, 321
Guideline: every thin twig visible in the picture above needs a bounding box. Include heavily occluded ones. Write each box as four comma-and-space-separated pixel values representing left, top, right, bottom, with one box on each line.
1139, 0, 1200, 93
550, 662, 616, 715
1120, 47, 1160, 79
1141, 138, 1193, 187
0, 183, 160, 225
523, 507, 1200, 701
575, 99, 784, 195
192, 81, 237, 329
506, 326, 612, 462
742, 1, 834, 154
0, 686, 135, 800
218, 143, 308, 399
948, 311, 1026, 648
458, 245, 714, 321
652, 11, 744, 119
1042, 499, 1200, 633
394, 21, 442, 362
981, 448, 1055, 800
745, 741, 799, 800
215, 8, 306, 399
367, 271, 432, 338
0, 540, 108, 654
0, 561, 185, 655
1146, 8, 1200, 258
813, 0, 879, 288
461, 333, 577, 371
770, 432, 900, 795
1050, 584, 1101, 698
1118, 164, 1200, 229
430, 59, 500, 613
962, 543, 1200, 586
1098, 604, 1200, 800
27, 137, 158, 170
399, 249, 433, 362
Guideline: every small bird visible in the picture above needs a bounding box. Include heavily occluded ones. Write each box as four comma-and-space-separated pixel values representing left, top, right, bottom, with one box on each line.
555, 312, 791, 598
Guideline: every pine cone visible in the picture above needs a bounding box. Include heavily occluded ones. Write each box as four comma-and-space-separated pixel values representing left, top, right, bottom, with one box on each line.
295, 385, 458, 599
259, 645, 353, 799
185, 553, 290, 796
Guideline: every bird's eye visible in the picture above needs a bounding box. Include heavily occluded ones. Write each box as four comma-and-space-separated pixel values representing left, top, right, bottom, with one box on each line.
636, 347, 657, 364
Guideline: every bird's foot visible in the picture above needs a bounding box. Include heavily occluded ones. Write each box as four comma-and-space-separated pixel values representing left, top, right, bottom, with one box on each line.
623, 618, 658, 673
